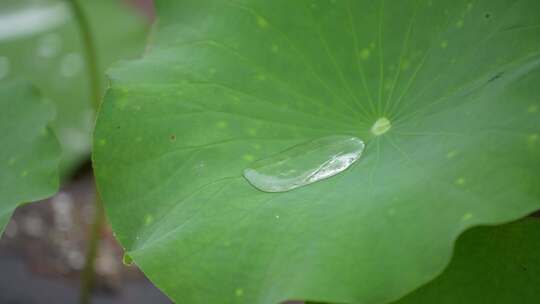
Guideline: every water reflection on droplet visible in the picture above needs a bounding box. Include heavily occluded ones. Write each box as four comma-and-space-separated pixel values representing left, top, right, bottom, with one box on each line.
36, 33, 62, 58
60, 52, 83, 77
244, 135, 365, 192
0, 56, 10, 80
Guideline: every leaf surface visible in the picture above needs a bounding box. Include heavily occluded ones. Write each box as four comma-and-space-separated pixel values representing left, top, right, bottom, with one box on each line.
94, 1, 540, 303
0, 80, 60, 233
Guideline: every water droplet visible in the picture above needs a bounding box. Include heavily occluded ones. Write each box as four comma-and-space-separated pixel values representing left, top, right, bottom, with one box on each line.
60, 52, 83, 77
36, 33, 62, 58
0, 56, 10, 79
371, 117, 391, 136
243, 135, 365, 192
122, 253, 134, 266
0, 3, 70, 42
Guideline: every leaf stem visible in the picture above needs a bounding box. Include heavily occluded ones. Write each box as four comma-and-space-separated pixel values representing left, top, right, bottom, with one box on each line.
79, 197, 105, 304
65, 1, 105, 303
66, 0, 101, 110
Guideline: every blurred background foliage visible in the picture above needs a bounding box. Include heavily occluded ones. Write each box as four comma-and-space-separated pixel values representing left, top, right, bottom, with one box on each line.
0, 0, 148, 174
0, 1, 173, 303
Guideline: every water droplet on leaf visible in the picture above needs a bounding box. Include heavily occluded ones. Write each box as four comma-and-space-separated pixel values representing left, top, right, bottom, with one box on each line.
243, 135, 365, 192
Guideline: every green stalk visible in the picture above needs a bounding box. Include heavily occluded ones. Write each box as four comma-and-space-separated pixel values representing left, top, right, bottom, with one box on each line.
79, 198, 105, 304
67, 0, 101, 110
65, 1, 105, 303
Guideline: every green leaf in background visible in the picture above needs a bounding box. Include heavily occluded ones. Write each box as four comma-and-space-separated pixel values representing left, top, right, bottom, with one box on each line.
393, 218, 540, 304
0, 80, 60, 234
94, 0, 540, 303
0, 0, 148, 174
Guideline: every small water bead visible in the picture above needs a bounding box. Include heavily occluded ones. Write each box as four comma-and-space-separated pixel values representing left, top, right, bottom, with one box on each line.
243, 135, 365, 193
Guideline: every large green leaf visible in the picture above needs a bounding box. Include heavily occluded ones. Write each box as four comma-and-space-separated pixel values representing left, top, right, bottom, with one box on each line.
0, 80, 60, 233
0, 0, 147, 173
94, 0, 540, 303
393, 218, 540, 304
